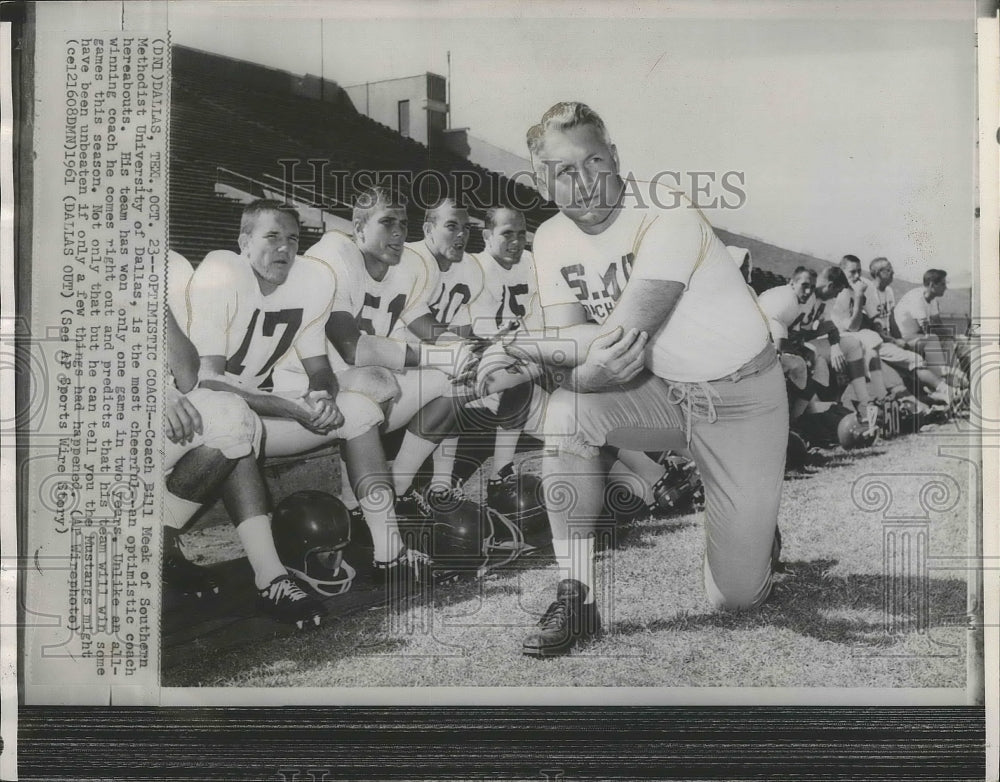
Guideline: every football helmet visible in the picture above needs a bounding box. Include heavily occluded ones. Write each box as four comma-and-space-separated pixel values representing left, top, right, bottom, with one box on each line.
271, 490, 357, 597
837, 413, 878, 450
487, 472, 551, 549
422, 498, 528, 578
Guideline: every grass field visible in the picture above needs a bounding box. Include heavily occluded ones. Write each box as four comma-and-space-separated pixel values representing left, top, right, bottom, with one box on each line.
165, 424, 974, 691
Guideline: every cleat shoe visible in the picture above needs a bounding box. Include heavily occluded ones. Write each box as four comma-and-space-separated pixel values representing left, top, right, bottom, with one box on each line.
347, 506, 374, 549
162, 528, 219, 598
486, 463, 517, 511
425, 485, 466, 515
258, 574, 327, 628
373, 548, 433, 604
926, 385, 951, 408
856, 406, 880, 441
395, 486, 432, 522
522, 579, 602, 658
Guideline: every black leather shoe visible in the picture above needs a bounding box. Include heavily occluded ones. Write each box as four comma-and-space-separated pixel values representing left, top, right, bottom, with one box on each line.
522, 579, 601, 658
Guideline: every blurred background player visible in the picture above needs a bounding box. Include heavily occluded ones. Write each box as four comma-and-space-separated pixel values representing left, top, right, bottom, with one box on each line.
164, 250, 326, 627
185, 201, 427, 596
302, 187, 480, 519
758, 266, 878, 432
827, 254, 893, 408
893, 268, 970, 390
863, 257, 954, 406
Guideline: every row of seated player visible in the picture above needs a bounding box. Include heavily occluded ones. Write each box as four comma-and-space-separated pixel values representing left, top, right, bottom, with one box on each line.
751, 254, 969, 465
162, 193, 720, 630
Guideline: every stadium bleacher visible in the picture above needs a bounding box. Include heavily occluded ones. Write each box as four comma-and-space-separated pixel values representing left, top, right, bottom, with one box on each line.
169, 45, 550, 264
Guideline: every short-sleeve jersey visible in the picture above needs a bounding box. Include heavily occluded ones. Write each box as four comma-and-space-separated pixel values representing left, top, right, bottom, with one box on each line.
167, 250, 195, 331
756, 285, 826, 343
467, 250, 542, 338
186, 250, 335, 390
533, 186, 769, 382
893, 287, 938, 340
406, 240, 483, 331
828, 277, 873, 331
307, 230, 431, 339
864, 284, 896, 333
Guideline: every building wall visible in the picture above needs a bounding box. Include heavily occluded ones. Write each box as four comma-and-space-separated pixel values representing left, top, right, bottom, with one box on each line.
344, 74, 447, 147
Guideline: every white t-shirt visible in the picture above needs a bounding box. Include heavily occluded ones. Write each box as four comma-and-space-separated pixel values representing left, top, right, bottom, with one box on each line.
468, 250, 542, 338
753, 285, 825, 344
533, 184, 769, 383
893, 287, 939, 340
863, 284, 896, 333
406, 240, 483, 331
167, 250, 194, 331
187, 250, 334, 390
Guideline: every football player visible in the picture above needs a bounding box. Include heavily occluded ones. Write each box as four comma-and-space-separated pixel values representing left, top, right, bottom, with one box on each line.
466, 206, 546, 500
827, 255, 891, 401
758, 266, 878, 431
185, 200, 428, 594
164, 250, 326, 627
863, 258, 954, 403
301, 187, 479, 517
501, 101, 788, 657
893, 268, 970, 387
404, 198, 486, 499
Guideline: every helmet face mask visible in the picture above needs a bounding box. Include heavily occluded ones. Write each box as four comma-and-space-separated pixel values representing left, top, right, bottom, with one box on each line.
487, 472, 551, 550
287, 547, 356, 597
272, 490, 357, 597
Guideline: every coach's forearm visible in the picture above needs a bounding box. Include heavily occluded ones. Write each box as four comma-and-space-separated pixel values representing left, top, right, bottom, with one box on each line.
509, 322, 601, 369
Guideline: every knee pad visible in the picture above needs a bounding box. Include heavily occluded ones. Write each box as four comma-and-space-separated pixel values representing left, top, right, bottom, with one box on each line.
338, 365, 400, 406
541, 388, 579, 439
838, 334, 864, 362
187, 388, 262, 458
333, 390, 385, 441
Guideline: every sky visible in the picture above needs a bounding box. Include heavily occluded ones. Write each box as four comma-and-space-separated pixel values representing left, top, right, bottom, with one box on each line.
167, 0, 979, 287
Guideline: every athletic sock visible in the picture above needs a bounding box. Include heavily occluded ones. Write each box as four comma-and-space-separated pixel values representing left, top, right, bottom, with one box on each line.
429, 436, 460, 493
340, 470, 359, 511
490, 429, 521, 479
359, 492, 402, 563
570, 533, 597, 604
392, 431, 440, 495
163, 491, 202, 531
553, 535, 596, 604
236, 514, 288, 590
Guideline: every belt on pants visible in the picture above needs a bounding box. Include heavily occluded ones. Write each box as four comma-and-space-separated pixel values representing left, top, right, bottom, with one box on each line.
709, 343, 778, 384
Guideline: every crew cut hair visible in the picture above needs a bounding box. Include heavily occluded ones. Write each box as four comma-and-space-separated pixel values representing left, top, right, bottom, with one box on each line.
423, 197, 466, 225
240, 199, 300, 237
923, 268, 947, 286
484, 206, 522, 232
526, 102, 614, 166
869, 256, 890, 276
353, 185, 408, 229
